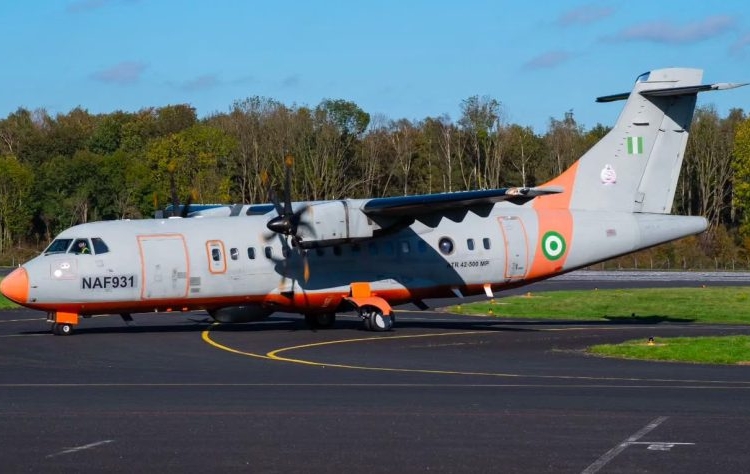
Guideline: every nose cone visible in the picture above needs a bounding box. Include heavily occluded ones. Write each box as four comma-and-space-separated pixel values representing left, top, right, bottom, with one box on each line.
1, 267, 29, 304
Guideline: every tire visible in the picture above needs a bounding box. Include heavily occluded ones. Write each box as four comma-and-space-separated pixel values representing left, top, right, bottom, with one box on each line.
315, 312, 336, 329
362, 306, 392, 332
305, 313, 336, 329
52, 323, 73, 336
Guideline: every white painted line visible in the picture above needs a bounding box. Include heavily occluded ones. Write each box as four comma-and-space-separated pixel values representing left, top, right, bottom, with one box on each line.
581, 416, 667, 474
46, 439, 114, 458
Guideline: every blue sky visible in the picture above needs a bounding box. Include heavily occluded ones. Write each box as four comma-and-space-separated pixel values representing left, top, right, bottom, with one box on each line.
2, 0, 749, 132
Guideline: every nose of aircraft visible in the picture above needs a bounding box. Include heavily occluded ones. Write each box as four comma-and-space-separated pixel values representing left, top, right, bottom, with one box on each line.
0, 267, 29, 304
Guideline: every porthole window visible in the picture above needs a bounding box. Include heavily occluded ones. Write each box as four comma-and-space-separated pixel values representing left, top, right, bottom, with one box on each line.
467, 238, 475, 251
483, 238, 491, 250
264, 246, 272, 259
230, 248, 239, 260
438, 237, 454, 255
247, 247, 256, 259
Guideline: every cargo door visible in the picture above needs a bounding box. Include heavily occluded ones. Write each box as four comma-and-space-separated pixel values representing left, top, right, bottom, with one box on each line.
138, 234, 189, 299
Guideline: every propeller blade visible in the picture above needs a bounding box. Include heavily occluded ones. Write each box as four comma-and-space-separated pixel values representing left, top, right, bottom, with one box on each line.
283, 154, 293, 217
302, 250, 310, 283
180, 192, 194, 218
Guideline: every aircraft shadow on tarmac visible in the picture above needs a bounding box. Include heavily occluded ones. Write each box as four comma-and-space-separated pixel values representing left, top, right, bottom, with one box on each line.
17, 312, 695, 336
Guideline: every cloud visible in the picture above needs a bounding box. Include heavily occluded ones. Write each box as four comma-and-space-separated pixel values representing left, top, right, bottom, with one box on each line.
604, 15, 735, 44
281, 74, 301, 88
523, 51, 574, 70
91, 61, 148, 85
730, 32, 750, 57
557, 5, 614, 27
182, 74, 220, 91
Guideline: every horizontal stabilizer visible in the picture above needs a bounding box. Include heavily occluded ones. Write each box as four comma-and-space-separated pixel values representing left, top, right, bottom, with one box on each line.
362, 186, 562, 216
596, 82, 748, 103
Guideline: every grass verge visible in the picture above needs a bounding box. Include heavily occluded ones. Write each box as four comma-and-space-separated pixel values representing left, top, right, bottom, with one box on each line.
588, 336, 750, 365
452, 287, 750, 364
0, 278, 19, 309
451, 287, 750, 324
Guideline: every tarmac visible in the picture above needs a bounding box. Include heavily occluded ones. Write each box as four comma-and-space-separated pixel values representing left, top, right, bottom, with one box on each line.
1, 271, 749, 473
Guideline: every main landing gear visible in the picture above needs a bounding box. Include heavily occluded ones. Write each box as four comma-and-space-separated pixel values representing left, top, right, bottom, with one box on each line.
303, 307, 395, 332
360, 305, 394, 332
304, 312, 337, 329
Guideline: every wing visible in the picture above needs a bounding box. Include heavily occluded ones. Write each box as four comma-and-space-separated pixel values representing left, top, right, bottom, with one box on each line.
361, 186, 563, 217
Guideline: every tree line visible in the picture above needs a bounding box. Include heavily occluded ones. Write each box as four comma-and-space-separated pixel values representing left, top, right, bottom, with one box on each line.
0, 95, 749, 268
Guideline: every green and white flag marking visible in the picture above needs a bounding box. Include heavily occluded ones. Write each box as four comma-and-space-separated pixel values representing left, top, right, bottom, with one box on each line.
626, 136, 644, 154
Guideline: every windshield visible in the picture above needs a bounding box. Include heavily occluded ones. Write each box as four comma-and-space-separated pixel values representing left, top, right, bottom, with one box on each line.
44, 239, 73, 255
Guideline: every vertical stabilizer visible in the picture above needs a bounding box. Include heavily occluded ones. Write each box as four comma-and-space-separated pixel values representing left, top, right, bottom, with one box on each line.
538, 68, 706, 214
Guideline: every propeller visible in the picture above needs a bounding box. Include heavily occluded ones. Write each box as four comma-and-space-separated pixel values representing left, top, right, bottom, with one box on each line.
264, 155, 312, 283
168, 166, 195, 218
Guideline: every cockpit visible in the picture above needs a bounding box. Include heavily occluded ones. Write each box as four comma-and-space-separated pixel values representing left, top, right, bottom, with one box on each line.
44, 237, 110, 256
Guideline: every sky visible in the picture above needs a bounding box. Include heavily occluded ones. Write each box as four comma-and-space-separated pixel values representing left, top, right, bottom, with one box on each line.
2, 0, 750, 132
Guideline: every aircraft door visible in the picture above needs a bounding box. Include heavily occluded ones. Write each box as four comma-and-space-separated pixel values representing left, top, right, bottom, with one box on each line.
498, 217, 528, 280
138, 234, 189, 299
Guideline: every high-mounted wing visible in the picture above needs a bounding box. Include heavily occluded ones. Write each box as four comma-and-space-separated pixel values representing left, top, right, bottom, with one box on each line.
362, 186, 563, 217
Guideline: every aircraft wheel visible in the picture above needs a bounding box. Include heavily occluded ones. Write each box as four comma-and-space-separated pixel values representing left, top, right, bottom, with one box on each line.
52, 323, 73, 336
305, 313, 336, 329
315, 312, 336, 329
361, 306, 392, 332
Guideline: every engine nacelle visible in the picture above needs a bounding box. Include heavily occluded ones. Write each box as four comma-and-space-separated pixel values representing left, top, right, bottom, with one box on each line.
209, 305, 273, 323
297, 201, 374, 248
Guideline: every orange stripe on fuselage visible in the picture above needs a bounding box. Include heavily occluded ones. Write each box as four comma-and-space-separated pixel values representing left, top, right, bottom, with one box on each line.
527, 161, 579, 280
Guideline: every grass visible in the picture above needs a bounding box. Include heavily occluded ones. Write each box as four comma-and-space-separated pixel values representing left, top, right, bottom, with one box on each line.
451, 287, 750, 324
588, 336, 750, 365
452, 286, 750, 364
0, 278, 19, 309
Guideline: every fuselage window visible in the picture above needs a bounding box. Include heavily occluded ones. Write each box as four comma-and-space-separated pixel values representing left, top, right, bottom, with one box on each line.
418, 240, 428, 253
333, 245, 342, 256
247, 247, 256, 259
467, 238, 475, 251
400, 241, 410, 254
368, 243, 378, 256
264, 246, 272, 259
91, 237, 109, 254
70, 238, 92, 255
211, 248, 221, 262
438, 237, 454, 255
483, 238, 491, 250
45, 239, 72, 255
230, 248, 239, 260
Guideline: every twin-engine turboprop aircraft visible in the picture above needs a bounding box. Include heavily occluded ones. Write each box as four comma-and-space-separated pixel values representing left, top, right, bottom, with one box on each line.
1, 68, 746, 335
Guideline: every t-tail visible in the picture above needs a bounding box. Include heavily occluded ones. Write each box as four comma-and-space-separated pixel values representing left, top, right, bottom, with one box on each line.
529, 68, 746, 274
539, 67, 746, 215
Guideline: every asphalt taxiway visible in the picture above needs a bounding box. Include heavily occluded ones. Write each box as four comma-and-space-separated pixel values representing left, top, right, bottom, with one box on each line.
1, 272, 750, 473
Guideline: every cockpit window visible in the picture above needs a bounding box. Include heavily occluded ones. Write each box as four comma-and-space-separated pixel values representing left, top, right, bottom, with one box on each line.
45, 239, 73, 255
636, 71, 650, 83
92, 237, 109, 254
70, 239, 92, 255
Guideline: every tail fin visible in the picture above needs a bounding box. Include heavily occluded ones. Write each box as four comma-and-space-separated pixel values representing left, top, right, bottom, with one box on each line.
538, 68, 746, 214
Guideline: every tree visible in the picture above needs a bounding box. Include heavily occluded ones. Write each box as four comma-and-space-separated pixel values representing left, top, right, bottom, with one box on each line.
732, 116, 750, 238
458, 95, 502, 189
0, 156, 33, 251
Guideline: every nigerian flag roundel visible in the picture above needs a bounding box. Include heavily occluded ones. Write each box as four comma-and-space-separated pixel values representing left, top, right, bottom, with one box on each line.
541, 231, 566, 261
